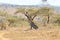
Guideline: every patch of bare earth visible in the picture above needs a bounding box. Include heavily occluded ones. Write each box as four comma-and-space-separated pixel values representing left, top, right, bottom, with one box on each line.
1, 26, 60, 40
0, 31, 10, 40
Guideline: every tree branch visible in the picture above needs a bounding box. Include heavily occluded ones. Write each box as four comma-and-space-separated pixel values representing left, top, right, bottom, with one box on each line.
32, 15, 37, 20
31, 9, 40, 20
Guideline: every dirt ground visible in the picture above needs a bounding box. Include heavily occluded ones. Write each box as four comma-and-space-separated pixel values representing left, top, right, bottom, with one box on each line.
0, 26, 60, 40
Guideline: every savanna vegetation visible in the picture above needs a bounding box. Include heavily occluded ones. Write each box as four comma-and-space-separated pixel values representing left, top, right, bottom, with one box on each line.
0, 6, 60, 40
0, 6, 60, 30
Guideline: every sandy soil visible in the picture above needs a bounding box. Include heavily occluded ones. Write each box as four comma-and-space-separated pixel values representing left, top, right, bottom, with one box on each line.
0, 26, 60, 40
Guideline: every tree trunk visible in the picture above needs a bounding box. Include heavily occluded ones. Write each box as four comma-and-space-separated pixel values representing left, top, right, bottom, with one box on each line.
28, 20, 38, 30
24, 12, 38, 30
47, 14, 50, 24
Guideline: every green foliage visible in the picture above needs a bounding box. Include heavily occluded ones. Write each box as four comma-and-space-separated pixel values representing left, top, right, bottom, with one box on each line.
6, 16, 18, 26
39, 6, 54, 16
0, 7, 59, 28
54, 18, 60, 23
0, 10, 5, 16
16, 7, 39, 16
15, 7, 54, 17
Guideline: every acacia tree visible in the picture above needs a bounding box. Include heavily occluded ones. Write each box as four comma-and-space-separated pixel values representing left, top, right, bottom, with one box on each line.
39, 6, 54, 24
15, 7, 53, 29
15, 7, 40, 30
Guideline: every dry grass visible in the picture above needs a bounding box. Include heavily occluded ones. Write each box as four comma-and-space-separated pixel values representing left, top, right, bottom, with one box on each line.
3, 29, 60, 40
0, 25, 59, 40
